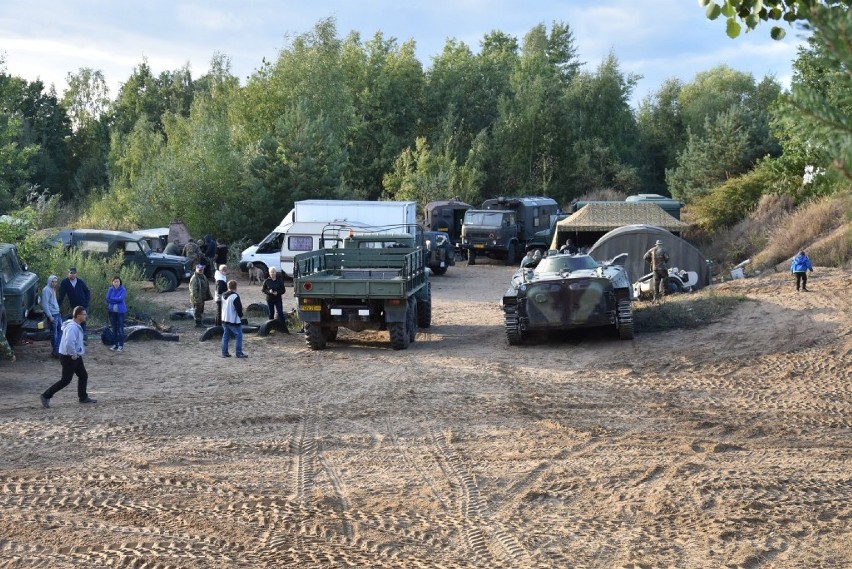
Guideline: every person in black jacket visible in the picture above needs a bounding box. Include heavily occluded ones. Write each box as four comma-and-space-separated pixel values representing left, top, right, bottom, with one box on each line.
58, 267, 91, 332
261, 267, 289, 333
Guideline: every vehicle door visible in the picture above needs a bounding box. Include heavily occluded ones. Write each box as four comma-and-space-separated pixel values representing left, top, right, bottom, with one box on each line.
121, 240, 150, 277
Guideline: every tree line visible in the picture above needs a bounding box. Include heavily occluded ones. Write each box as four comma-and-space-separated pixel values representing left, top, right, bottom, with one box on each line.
1, 11, 849, 243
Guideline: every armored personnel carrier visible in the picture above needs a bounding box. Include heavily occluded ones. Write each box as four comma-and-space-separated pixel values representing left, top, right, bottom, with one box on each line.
501, 252, 634, 345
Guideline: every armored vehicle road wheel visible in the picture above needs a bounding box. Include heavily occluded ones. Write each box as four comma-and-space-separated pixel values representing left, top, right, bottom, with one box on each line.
388, 318, 410, 350
503, 302, 525, 345
323, 326, 338, 341
616, 299, 634, 340
154, 270, 178, 293
305, 322, 327, 350
467, 251, 477, 266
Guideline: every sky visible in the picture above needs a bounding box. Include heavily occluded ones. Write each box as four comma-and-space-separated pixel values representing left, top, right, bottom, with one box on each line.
1, 0, 811, 108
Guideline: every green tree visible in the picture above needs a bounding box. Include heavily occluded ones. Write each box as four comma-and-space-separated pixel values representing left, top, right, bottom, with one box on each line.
699, 0, 850, 39
62, 68, 111, 197
341, 32, 424, 198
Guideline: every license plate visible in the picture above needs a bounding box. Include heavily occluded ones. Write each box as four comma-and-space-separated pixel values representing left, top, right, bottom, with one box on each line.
474, 244, 485, 249
300, 305, 321, 311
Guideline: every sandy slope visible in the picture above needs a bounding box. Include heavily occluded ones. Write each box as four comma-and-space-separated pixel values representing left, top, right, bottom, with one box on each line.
0, 263, 850, 568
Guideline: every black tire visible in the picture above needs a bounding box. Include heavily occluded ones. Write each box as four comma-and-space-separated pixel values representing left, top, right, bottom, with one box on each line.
199, 326, 224, 342
506, 243, 518, 266
417, 284, 432, 328
324, 326, 338, 341
257, 318, 290, 337
431, 265, 448, 276
154, 270, 178, 293
388, 321, 410, 350
467, 251, 476, 266
305, 322, 327, 350
125, 327, 165, 341
667, 280, 683, 294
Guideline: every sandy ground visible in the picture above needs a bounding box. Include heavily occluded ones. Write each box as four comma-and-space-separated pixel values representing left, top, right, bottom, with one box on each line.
0, 262, 850, 568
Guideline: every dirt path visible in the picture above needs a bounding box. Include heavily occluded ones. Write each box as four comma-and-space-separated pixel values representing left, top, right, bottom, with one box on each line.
1, 263, 850, 567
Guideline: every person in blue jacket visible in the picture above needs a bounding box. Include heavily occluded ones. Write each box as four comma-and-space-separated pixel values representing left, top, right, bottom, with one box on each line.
790, 250, 814, 291
106, 276, 128, 352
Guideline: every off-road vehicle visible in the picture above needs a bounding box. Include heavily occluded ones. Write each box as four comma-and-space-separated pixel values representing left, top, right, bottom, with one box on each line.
0, 243, 39, 335
67, 230, 191, 292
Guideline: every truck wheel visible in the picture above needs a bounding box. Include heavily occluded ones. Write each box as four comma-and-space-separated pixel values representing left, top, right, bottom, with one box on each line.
506, 243, 518, 266
407, 297, 417, 343
417, 284, 432, 328
154, 270, 178, 292
323, 326, 338, 341
305, 322, 327, 350
388, 321, 410, 350
467, 251, 477, 266
432, 265, 448, 276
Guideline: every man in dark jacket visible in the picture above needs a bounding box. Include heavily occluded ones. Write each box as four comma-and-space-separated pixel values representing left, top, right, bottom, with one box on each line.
58, 267, 91, 331
261, 267, 289, 332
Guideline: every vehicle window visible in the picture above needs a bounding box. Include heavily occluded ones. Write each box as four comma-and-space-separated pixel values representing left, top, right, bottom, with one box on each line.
137, 239, 151, 254
78, 240, 110, 254
124, 241, 143, 254
464, 211, 505, 226
441, 208, 451, 217
0, 253, 13, 283
288, 235, 313, 252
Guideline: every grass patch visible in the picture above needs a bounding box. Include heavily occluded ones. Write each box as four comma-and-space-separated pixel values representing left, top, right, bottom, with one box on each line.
633, 291, 748, 334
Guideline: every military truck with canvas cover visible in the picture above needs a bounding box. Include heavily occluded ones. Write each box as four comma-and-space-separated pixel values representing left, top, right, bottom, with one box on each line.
502, 252, 634, 345
0, 243, 39, 335
293, 233, 431, 350
461, 196, 559, 266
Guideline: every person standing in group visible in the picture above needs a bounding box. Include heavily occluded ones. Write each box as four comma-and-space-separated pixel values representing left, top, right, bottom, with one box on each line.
261, 267, 289, 333
40, 306, 96, 408
58, 267, 91, 332
559, 239, 579, 254
106, 276, 127, 352
41, 274, 62, 358
163, 240, 181, 256
214, 264, 228, 327
182, 239, 201, 271
189, 262, 212, 328
221, 280, 248, 358
215, 238, 229, 268
204, 235, 217, 265
0, 327, 15, 363
643, 240, 670, 302
790, 250, 814, 291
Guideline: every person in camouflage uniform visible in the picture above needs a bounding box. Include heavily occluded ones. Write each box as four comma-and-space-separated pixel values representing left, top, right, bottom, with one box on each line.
182, 239, 202, 270
189, 262, 213, 328
0, 328, 16, 362
643, 240, 670, 302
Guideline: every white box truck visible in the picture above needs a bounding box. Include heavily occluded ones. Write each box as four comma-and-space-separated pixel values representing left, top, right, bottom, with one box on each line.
239, 200, 418, 278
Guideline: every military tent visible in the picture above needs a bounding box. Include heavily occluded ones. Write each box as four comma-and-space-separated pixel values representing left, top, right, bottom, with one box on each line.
550, 202, 689, 251
587, 224, 711, 288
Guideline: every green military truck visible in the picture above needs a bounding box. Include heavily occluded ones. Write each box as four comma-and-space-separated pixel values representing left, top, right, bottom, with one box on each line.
293, 233, 431, 350
0, 243, 40, 336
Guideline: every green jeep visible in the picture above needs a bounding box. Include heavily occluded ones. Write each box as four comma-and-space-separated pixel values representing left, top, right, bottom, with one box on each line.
0, 243, 39, 335
67, 230, 191, 292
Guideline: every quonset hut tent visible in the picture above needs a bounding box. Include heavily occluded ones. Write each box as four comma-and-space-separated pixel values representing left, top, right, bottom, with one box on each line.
587, 224, 711, 288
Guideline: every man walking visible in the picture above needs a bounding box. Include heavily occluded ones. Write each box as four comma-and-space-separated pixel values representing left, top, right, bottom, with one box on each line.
189, 262, 212, 328
58, 267, 91, 331
42, 274, 62, 357
221, 280, 247, 358
643, 240, 670, 302
41, 306, 96, 408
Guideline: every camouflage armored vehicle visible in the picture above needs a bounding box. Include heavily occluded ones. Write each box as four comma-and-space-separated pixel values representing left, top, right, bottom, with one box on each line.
293, 233, 431, 350
0, 243, 39, 336
501, 252, 634, 345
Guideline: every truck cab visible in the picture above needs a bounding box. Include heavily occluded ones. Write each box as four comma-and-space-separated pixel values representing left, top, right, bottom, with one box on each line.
461, 196, 559, 266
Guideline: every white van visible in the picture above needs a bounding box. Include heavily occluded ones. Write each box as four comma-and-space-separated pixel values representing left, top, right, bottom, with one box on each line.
239, 219, 372, 278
